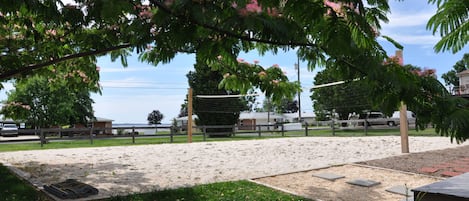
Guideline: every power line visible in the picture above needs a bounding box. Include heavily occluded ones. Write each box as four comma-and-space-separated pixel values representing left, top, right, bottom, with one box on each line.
103, 86, 187, 90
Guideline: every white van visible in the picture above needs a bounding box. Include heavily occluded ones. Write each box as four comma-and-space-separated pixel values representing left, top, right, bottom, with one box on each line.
391, 111, 416, 125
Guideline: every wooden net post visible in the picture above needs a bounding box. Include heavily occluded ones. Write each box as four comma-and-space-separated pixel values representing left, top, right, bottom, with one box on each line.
187, 88, 193, 143
396, 50, 409, 153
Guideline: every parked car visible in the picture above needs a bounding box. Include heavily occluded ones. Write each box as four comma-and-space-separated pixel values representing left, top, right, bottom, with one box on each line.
1, 124, 18, 137
358, 112, 398, 127
391, 111, 416, 125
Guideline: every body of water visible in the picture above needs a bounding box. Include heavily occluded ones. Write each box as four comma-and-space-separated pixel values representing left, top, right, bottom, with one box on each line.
112, 123, 171, 135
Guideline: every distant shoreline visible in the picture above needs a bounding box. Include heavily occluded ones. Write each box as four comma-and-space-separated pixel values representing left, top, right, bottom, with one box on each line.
113, 123, 172, 127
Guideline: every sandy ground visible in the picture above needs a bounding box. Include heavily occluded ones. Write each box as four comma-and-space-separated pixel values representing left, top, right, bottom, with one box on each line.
253, 164, 442, 201
0, 136, 466, 200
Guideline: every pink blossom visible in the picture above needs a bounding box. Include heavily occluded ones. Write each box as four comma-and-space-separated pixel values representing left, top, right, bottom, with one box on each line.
217, 55, 223, 60
324, 0, 359, 15
272, 64, 280, 68
150, 26, 158, 35
267, 8, 279, 17
96, 66, 101, 71
237, 58, 245, 63
411, 68, 436, 77
22, 105, 31, 110
236, 0, 263, 16
258, 71, 267, 77
271, 80, 279, 85
139, 10, 153, 19
238, 9, 248, 16
253, 60, 259, 64
223, 73, 230, 78
245, 0, 262, 13
46, 29, 57, 36
324, 0, 342, 13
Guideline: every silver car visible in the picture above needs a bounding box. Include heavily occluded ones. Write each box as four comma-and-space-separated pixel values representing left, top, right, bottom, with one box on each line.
1, 124, 18, 137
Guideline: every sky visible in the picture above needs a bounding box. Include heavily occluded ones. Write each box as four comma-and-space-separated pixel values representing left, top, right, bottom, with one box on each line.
2, 1, 469, 124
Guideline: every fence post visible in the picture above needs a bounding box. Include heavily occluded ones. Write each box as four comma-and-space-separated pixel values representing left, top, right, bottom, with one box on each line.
232, 125, 236, 137
364, 121, 368, 136
281, 124, 285, 137
89, 127, 94, 145
170, 127, 174, 143
132, 127, 136, 144
40, 130, 44, 147
203, 126, 207, 141
258, 125, 261, 137
331, 119, 335, 136
305, 122, 308, 136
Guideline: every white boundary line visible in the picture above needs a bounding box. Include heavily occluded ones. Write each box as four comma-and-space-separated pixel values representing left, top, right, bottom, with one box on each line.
311, 78, 361, 89
195, 94, 259, 98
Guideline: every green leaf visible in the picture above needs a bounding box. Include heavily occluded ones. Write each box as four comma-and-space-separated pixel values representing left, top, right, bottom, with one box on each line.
381, 35, 404, 50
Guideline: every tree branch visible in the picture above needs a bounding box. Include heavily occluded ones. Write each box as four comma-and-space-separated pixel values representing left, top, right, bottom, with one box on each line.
0, 43, 132, 80
151, 1, 316, 48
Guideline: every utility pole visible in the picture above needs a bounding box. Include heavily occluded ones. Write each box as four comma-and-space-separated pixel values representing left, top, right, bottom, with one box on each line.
295, 56, 301, 122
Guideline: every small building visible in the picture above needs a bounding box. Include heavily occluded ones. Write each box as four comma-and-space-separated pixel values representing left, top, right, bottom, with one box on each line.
174, 115, 198, 131
238, 112, 283, 130
74, 117, 114, 134
92, 117, 113, 134
282, 112, 316, 124
457, 70, 469, 97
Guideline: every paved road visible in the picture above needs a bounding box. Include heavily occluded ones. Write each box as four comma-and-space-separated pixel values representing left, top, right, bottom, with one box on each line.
0, 135, 39, 142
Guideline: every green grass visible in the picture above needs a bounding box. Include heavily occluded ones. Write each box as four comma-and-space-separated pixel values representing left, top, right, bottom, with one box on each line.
0, 165, 49, 201
0, 128, 439, 152
305, 127, 439, 137
0, 135, 270, 152
106, 180, 310, 201
0, 164, 310, 201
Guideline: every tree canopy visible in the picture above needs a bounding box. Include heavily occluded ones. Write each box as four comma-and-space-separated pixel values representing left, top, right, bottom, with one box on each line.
0, 0, 393, 100
258, 97, 298, 114
441, 53, 469, 89
1, 0, 469, 142
1, 74, 95, 128
187, 55, 251, 134
311, 68, 372, 121
427, 0, 469, 53
147, 110, 164, 124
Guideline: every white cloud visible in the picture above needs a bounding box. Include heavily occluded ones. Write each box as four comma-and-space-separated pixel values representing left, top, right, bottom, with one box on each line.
377, 3, 440, 47
382, 11, 434, 28
99, 66, 156, 73
379, 33, 440, 46
100, 78, 188, 89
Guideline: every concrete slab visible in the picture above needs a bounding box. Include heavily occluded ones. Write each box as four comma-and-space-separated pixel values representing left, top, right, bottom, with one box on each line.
346, 178, 381, 187
312, 172, 345, 181
412, 172, 469, 201
400, 197, 414, 201
386, 185, 412, 196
